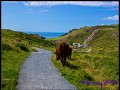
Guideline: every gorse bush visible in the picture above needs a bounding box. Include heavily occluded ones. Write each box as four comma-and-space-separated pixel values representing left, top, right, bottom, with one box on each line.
16, 43, 29, 52
1, 43, 13, 51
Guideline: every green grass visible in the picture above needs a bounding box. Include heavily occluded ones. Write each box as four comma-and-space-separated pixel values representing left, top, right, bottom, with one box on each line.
1, 50, 30, 90
51, 24, 119, 90
51, 49, 119, 90
1, 29, 56, 90
1, 24, 119, 90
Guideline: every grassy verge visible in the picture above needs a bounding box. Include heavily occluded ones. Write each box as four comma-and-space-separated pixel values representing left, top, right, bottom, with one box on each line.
51, 47, 119, 90
1, 29, 55, 90
1, 49, 31, 90
50, 25, 119, 90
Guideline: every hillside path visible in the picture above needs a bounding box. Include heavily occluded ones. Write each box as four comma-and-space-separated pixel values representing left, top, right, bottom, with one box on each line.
16, 48, 76, 90
82, 28, 100, 48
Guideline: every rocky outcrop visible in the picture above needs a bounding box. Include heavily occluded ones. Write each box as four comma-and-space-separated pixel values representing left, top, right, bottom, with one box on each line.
29, 34, 46, 39
60, 29, 78, 37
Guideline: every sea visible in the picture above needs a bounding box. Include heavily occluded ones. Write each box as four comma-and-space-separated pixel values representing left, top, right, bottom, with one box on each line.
24, 32, 66, 39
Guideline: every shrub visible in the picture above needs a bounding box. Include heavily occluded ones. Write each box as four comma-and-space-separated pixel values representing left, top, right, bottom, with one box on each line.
14, 47, 21, 52
16, 43, 29, 52
1, 43, 13, 51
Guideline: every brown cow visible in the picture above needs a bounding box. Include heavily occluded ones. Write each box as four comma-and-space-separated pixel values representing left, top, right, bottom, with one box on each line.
55, 42, 72, 66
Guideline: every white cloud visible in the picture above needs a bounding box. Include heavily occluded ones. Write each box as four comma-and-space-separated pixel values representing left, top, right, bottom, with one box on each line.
22, 1, 118, 7
26, 11, 32, 13
28, 9, 32, 11
4, 1, 119, 7
104, 15, 119, 20
25, 9, 48, 13
40, 10, 48, 12
25, 9, 33, 13
110, 8, 119, 10
4, 1, 18, 3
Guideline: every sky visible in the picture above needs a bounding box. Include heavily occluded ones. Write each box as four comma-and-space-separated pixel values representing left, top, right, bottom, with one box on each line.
1, 1, 119, 32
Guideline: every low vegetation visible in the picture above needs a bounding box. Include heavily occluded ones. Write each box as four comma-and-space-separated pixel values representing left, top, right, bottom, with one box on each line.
1, 29, 55, 90
1, 24, 119, 90
51, 24, 119, 90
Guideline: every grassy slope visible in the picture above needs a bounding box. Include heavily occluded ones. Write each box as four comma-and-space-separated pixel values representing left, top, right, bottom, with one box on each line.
47, 26, 100, 45
1, 29, 55, 90
1, 24, 119, 90
51, 24, 119, 90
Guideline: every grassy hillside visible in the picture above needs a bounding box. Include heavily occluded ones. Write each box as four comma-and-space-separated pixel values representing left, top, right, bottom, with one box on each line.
51, 24, 119, 90
1, 24, 119, 90
1, 29, 55, 90
48, 26, 101, 44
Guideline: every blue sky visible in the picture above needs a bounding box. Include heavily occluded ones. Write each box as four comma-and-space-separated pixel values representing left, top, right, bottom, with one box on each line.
1, 1, 119, 32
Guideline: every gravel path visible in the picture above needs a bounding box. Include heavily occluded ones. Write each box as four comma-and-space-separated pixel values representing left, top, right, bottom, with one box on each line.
16, 48, 77, 90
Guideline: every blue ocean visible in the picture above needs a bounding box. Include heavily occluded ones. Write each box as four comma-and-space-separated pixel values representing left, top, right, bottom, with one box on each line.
24, 32, 66, 39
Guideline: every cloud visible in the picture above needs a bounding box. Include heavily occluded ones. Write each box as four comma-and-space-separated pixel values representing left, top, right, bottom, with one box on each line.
4, 1, 118, 7
28, 9, 32, 11
110, 8, 119, 10
25, 9, 33, 13
25, 9, 48, 13
104, 15, 119, 20
40, 10, 48, 12
26, 11, 32, 13
4, 1, 18, 3
22, 1, 118, 7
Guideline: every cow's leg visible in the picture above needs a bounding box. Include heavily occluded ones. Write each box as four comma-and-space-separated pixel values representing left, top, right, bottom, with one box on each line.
60, 57, 64, 66
68, 54, 71, 60
63, 57, 66, 66
58, 55, 60, 60
55, 49, 59, 60
57, 56, 59, 60
56, 55, 60, 60
68, 55, 70, 59
56, 55, 57, 60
